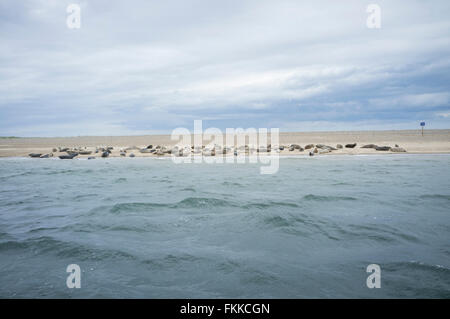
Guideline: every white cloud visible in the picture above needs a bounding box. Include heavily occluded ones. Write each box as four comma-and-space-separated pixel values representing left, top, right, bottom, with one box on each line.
369, 93, 450, 109
0, 0, 449, 135
437, 112, 450, 118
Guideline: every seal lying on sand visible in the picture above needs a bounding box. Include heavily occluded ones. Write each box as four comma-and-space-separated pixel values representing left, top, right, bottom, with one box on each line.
28, 153, 42, 158
79, 150, 92, 155
59, 154, 78, 159
361, 144, 378, 149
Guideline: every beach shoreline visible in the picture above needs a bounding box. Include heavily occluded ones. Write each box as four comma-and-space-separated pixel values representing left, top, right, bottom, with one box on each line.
1, 129, 449, 158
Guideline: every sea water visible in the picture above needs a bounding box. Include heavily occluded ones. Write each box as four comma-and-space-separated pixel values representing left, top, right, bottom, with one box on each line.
0, 155, 449, 298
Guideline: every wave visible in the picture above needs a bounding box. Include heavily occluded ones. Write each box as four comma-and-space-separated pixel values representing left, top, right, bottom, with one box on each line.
1, 171, 35, 179
420, 194, 450, 201
383, 260, 450, 297
47, 169, 94, 175
0, 240, 30, 251
174, 197, 236, 208
108, 197, 238, 213
72, 194, 99, 201
263, 215, 293, 227
110, 202, 169, 213
85, 197, 307, 218
337, 223, 420, 243
215, 259, 242, 273
302, 194, 358, 201
384, 260, 450, 273
257, 213, 421, 244
141, 253, 209, 270
221, 181, 244, 187
331, 182, 353, 186
26, 221, 164, 234
0, 236, 138, 262
243, 201, 299, 209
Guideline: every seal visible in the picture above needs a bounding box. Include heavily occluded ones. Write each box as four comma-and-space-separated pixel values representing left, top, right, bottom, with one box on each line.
59, 154, 77, 159
28, 153, 42, 158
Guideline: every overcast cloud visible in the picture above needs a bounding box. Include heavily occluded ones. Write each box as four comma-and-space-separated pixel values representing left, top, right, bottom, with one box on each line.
1, 0, 449, 136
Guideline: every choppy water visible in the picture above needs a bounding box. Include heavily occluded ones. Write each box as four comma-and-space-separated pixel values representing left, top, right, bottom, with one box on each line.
0, 155, 449, 298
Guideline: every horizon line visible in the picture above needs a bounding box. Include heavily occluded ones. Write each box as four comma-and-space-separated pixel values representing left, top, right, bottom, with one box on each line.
2, 128, 448, 139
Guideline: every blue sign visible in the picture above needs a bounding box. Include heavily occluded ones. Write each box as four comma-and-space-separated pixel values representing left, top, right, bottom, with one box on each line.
420, 122, 425, 126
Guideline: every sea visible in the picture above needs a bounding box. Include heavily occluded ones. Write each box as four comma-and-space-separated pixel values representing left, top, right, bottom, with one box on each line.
0, 155, 449, 298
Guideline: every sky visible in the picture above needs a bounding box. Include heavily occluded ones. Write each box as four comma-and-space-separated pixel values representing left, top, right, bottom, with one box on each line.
0, 0, 449, 137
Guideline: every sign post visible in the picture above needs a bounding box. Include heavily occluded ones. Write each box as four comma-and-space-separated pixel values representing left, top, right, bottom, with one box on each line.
420, 122, 425, 136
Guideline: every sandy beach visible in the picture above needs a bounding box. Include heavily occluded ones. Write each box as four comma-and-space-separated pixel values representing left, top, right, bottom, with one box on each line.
1, 129, 449, 158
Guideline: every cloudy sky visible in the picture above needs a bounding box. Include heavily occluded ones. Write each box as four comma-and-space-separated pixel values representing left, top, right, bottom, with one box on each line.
1, 0, 449, 136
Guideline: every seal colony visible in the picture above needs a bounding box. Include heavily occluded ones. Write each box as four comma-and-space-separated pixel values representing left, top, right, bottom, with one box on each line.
2, 130, 448, 158
27, 143, 408, 159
